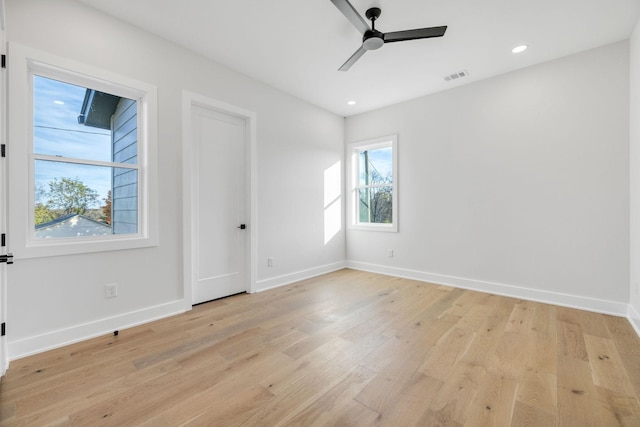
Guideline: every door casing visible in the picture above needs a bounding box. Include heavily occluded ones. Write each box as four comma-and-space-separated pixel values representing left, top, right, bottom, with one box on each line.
0, 0, 8, 377
182, 92, 257, 308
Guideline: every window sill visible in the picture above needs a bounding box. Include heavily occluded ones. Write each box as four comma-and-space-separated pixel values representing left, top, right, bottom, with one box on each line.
349, 223, 398, 233
18, 234, 159, 259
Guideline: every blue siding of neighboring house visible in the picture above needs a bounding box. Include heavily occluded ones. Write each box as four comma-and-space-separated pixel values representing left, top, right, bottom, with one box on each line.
111, 98, 138, 234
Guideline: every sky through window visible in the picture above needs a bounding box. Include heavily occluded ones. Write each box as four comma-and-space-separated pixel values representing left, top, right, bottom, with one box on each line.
33, 76, 113, 206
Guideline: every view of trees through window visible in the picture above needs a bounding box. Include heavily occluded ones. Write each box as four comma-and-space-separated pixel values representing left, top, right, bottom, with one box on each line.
33, 75, 139, 238
35, 176, 110, 225
357, 146, 393, 224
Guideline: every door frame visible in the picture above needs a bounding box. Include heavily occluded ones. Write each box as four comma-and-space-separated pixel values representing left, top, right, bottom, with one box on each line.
0, 0, 8, 377
181, 91, 257, 309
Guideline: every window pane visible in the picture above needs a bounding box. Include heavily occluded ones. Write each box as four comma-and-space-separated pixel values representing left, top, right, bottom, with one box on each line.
358, 186, 393, 224
33, 75, 137, 164
34, 160, 138, 238
112, 168, 138, 234
358, 147, 393, 186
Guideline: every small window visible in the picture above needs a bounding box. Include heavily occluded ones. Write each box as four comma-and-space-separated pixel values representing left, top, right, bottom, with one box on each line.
7, 43, 158, 258
348, 135, 398, 232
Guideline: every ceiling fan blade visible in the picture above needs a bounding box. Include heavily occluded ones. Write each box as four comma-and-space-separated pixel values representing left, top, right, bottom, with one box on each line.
330, 0, 370, 35
338, 45, 367, 71
384, 26, 447, 43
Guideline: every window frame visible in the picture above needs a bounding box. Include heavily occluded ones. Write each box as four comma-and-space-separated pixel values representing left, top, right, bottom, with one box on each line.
8, 43, 158, 258
347, 135, 398, 232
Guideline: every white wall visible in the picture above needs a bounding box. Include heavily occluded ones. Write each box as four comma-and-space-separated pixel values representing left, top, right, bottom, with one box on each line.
346, 41, 630, 315
630, 19, 640, 333
5, 0, 345, 358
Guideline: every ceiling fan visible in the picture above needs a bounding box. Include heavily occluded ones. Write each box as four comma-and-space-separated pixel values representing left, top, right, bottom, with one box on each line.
330, 0, 447, 71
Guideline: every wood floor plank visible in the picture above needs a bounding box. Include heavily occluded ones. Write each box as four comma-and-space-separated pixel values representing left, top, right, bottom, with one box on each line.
299, 399, 381, 427
595, 385, 640, 427
510, 400, 557, 426
355, 342, 432, 413
524, 329, 557, 374
418, 327, 475, 381
584, 334, 636, 396
488, 332, 530, 380
358, 312, 458, 374
530, 303, 557, 338
375, 373, 444, 426
418, 410, 464, 427
505, 299, 536, 335
558, 307, 611, 339
280, 365, 378, 426
1, 269, 639, 426
66, 353, 228, 426
241, 344, 370, 425
258, 337, 353, 396
465, 372, 518, 427
454, 301, 495, 333
556, 355, 604, 427
427, 361, 487, 425
604, 315, 640, 397
179, 384, 275, 427
516, 367, 557, 416
558, 319, 590, 361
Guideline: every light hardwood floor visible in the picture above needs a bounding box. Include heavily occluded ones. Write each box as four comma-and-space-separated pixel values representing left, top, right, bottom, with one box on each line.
1, 269, 640, 426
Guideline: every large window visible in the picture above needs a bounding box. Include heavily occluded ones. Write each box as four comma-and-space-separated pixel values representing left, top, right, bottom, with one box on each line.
348, 135, 398, 232
8, 43, 158, 257
33, 75, 139, 239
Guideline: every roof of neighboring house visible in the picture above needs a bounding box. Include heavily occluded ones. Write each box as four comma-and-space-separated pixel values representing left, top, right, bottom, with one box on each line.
35, 214, 111, 239
77, 89, 121, 130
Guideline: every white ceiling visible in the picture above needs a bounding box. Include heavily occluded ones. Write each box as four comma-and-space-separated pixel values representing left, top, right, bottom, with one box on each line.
77, 0, 640, 117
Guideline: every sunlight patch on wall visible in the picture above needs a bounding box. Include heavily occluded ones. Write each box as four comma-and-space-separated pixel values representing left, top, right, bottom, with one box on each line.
324, 161, 342, 244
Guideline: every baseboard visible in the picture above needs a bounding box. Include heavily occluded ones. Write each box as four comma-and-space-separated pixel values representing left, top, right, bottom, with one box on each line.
347, 261, 629, 317
1, 346, 7, 377
255, 261, 348, 293
629, 304, 640, 337
8, 300, 186, 361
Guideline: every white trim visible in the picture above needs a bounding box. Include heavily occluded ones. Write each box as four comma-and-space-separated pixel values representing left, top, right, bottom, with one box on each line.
7, 43, 159, 258
255, 261, 348, 293
182, 91, 258, 310
8, 300, 185, 360
629, 304, 640, 337
33, 154, 141, 170
0, 0, 5, 31
0, 0, 6, 377
347, 261, 629, 317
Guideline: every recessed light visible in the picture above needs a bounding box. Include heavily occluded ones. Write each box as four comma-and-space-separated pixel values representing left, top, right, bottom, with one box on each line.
347, 100, 356, 105
512, 45, 527, 54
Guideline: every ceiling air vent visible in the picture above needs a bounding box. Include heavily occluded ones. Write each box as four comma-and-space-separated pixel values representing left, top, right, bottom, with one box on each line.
444, 70, 469, 82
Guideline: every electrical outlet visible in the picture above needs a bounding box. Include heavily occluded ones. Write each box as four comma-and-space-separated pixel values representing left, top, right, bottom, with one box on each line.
104, 283, 118, 298
388, 249, 394, 258
267, 257, 274, 268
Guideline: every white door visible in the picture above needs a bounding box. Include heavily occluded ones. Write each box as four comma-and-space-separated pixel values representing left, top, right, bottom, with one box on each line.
191, 105, 247, 304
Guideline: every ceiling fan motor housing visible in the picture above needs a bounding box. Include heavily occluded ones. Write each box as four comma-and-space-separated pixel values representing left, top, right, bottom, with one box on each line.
363, 30, 384, 50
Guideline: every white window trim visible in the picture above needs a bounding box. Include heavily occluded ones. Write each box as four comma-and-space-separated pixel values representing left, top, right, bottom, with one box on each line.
347, 134, 398, 232
8, 43, 158, 258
